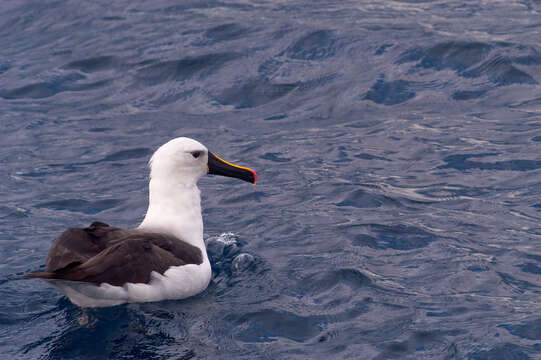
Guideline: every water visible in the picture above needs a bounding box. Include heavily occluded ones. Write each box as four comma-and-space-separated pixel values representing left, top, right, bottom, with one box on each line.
1, 0, 541, 358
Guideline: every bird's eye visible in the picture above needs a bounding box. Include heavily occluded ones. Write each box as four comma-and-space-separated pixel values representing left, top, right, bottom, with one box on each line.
191, 151, 201, 158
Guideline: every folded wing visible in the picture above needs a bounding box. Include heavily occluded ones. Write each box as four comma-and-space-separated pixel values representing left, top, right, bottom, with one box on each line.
25, 221, 203, 286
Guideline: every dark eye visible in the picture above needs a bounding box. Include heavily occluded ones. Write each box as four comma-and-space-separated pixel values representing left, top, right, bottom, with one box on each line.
191, 151, 201, 158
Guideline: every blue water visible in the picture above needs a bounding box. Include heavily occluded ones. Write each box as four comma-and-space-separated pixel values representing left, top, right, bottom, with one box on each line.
2, 0, 541, 358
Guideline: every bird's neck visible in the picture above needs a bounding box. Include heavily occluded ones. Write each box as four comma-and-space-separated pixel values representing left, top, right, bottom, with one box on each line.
139, 179, 206, 254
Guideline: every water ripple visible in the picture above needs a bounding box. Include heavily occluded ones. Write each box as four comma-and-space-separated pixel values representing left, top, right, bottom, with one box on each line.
136, 53, 240, 86
2, 0, 541, 359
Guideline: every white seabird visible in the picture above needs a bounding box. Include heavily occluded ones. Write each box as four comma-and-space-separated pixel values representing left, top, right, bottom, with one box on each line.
25, 137, 257, 307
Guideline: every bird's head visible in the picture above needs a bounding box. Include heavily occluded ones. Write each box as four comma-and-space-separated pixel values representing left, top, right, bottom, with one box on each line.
149, 137, 257, 186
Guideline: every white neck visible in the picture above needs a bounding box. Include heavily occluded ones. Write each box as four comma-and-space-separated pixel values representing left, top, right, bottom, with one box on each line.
138, 178, 206, 257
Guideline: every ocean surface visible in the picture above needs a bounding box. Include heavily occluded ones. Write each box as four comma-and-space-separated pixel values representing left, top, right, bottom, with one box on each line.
2, 0, 541, 359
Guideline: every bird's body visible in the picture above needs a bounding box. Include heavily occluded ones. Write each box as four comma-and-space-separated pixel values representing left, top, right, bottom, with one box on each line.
25, 137, 257, 308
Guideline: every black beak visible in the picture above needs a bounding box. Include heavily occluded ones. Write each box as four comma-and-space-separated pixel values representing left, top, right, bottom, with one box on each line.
207, 151, 258, 184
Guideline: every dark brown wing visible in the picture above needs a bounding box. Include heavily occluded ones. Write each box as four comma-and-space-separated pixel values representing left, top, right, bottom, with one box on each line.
44, 221, 128, 272
25, 222, 203, 286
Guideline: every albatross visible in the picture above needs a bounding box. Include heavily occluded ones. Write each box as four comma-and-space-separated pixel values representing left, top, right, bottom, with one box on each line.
25, 137, 257, 307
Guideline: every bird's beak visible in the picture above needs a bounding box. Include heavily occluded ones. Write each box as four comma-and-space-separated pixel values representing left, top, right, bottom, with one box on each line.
207, 152, 258, 184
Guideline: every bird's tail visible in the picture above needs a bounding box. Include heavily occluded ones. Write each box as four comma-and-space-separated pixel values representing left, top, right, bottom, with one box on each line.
23, 271, 57, 280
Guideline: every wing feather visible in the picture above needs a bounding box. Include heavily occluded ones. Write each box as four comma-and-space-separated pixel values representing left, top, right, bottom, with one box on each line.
25, 222, 203, 286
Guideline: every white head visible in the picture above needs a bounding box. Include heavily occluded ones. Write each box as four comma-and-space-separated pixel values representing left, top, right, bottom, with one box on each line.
148, 137, 257, 187
149, 137, 209, 186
